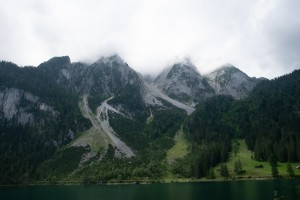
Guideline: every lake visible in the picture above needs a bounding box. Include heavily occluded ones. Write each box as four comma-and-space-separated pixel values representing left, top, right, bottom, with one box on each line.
1, 179, 300, 200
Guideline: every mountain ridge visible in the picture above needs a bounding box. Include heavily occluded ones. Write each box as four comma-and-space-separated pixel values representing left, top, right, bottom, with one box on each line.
2, 55, 297, 185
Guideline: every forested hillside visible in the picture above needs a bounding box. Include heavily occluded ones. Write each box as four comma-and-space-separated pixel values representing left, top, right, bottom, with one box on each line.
0, 61, 90, 184
181, 69, 300, 178
0, 55, 299, 184
228, 69, 300, 162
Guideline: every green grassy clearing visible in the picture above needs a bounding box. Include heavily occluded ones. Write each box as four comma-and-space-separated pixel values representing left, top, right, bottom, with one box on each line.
213, 139, 300, 179
69, 128, 108, 155
166, 126, 188, 163
164, 126, 189, 179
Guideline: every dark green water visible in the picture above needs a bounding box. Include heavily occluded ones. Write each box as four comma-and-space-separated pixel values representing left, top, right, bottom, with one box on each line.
1, 179, 300, 200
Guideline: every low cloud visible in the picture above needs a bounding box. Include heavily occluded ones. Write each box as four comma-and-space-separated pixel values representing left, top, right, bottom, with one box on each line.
0, 0, 299, 78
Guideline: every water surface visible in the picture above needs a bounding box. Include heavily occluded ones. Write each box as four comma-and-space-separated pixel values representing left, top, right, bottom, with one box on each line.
1, 179, 300, 200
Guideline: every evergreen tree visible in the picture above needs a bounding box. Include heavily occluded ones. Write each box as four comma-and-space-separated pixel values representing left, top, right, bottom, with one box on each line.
286, 162, 295, 177
269, 154, 277, 167
220, 163, 229, 178
271, 165, 279, 178
269, 154, 279, 178
234, 161, 239, 174
233, 141, 240, 156
234, 159, 243, 175
208, 168, 216, 179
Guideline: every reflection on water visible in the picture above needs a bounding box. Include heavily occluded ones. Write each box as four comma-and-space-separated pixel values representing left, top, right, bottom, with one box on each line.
1, 179, 300, 200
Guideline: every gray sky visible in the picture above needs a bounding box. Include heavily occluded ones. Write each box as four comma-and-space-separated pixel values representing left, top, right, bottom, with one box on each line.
0, 0, 299, 78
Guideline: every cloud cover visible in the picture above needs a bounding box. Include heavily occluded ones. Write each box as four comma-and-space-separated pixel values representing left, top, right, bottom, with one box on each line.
0, 0, 299, 78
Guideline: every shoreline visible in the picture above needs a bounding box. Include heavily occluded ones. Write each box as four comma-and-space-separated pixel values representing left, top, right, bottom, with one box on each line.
1, 175, 299, 187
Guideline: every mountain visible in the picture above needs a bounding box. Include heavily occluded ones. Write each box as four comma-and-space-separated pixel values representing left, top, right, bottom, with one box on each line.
1, 54, 298, 184
0, 55, 188, 183
39, 55, 154, 157
154, 59, 215, 105
184, 69, 300, 177
39, 55, 147, 118
205, 64, 265, 99
0, 60, 91, 184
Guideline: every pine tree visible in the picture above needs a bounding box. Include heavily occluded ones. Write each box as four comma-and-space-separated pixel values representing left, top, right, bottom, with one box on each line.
208, 168, 216, 179
286, 162, 295, 177
269, 154, 279, 178
234, 161, 239, 174
269, 154, 277, 167
271, 165, 279, 178
220, 163, 229, 178
234, 159, 243, 174
233, 141, 239, 156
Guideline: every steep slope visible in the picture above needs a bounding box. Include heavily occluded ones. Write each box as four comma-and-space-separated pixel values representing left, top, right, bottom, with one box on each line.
51, 55, 148, 120
0, 55, 147, 183
46, 55, 145, 159
95, 96, 135, 158
1, 56, 195, 183
44, 55, 196, 116
205, 64, 264, 99
0, 87, 58, 126
180, 69, 300, 179
0, 61, 90, 184
0, 60, 90, 141
143, 83, 195, 115
227, 69, 300, 162
71, 95, 135, 160
154, 59, 214, 104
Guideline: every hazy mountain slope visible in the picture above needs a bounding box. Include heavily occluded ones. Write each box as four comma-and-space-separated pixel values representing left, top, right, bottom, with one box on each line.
0, 61, 90, 184
41, 55, 148, 120
143, 82, 195, 115
154, 59, 214, 104
205, 64, 264, 99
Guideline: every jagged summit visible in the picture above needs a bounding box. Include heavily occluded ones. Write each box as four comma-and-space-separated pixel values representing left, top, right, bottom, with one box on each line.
218, 63, 236, 69
154, 59, 214, 104
155, 59, 200, 83
206, 64, 246, 80
175, 58, 198, 71
205, 64, 262, 99
38, 56, 71, 68
95, 54, 125, 66
154, 58, 199, 83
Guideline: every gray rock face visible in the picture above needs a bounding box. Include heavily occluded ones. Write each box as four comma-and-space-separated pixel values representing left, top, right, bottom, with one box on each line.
154, 59, 214, 104
205, 64, 263, 99
1, 88, 21, 120
56, 55, 143, 98
49, 54, 148, 119
0, 87, 58, 125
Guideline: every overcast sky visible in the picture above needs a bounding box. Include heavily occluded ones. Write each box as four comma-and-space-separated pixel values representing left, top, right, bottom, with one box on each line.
0, 0, 299, 78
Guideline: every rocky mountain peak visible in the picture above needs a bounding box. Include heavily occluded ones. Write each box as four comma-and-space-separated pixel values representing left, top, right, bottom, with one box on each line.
38, 56, 71, 68
154, 59, 213, 104
207, 64, 244, 79
95, 54, 125, 67
155, 59, 199, 84
205, 64, 263, 99
175, 58, 198, 70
